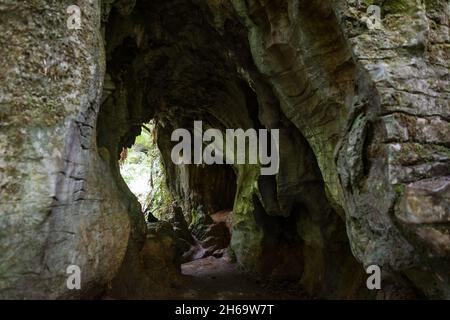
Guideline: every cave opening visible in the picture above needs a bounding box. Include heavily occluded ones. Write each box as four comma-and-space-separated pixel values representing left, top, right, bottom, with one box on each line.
111, 116, 238, 263
93, 0, 369, 300
118, 120, 172, 220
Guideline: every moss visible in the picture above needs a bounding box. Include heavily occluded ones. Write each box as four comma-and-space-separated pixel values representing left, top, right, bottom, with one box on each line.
435, 145, 450, 158
394, 184, 406, 196
382, 0, 416, 14
393, 143, 450, 165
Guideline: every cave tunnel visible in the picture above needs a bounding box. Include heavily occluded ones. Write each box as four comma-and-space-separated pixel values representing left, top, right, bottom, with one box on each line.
2, 0, 449, 301
92, 0, 368, 300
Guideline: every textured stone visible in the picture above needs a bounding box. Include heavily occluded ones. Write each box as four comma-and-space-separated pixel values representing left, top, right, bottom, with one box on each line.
0, 0, 130, 299
105, 221, 184, 299
398, 177, 450, 224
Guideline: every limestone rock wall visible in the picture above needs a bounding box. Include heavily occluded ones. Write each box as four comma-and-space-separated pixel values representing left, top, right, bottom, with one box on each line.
336, 0, 450, 298
0, 0, 130, 299
206, 0, 450, 298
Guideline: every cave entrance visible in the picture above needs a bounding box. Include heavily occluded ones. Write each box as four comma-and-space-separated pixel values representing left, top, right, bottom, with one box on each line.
99, 0, 338, 299
116, 118, 237, 263
118, 120, 171, 220
117, 120, 242, 296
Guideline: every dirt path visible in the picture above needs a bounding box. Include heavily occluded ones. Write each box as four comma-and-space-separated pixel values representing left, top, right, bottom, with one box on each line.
174, 254, 307, 300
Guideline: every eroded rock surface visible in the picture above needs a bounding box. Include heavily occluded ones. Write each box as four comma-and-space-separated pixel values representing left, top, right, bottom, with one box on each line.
0, 0, 130, 299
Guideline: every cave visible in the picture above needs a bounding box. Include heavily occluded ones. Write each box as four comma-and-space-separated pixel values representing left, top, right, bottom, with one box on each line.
92, 0, 366, 299
1, 0, 450, 301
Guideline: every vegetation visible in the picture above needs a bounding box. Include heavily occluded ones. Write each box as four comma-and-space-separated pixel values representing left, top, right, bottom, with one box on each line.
120, 121, 172, 219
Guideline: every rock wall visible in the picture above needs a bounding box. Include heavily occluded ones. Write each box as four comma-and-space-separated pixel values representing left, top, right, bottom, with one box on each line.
336, 0, 450, 298
0, 0, 129, 298
211, 0, 450, 298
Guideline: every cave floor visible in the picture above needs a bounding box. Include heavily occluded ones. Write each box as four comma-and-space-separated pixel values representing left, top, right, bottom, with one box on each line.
174, 254, 308, 300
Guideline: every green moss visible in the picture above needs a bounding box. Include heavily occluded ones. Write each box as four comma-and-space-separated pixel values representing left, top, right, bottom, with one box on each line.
382, 0, 416, 14
394, 184, 405, 196
435, 145, 450, 157
394, 143, 450, 166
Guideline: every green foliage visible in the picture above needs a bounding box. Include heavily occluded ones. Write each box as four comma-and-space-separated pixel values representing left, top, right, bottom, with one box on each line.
394, 184, 406, 196
120, 121, 172, 219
